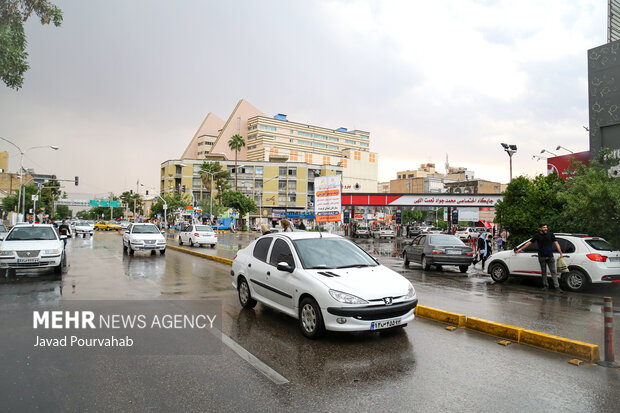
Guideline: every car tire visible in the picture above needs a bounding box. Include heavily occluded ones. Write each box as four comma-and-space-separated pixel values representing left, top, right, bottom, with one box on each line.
563, 269, 589, 292
54, 253, 63, 274
421, 255, 431, 271
160, 248, 165, 255
123, 242, 127, 252
211, 244, 216, 249
178, 237, 183, 246
459, 265, 468, 273
436, 265, 443, 272
403, 251, 410, 266
129, 245, 134, 256
190, 239, 196, 247
151, 250, 156, 255
489, 262, 509, 283
299, 297, 325, 339
237, 277, 257, 309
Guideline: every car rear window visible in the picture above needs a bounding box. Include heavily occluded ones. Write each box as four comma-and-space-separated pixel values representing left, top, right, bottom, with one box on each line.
585, 239, 615, 251
195, 225, 213, 232
253, 238, 273, 262
429, 235, 465, 246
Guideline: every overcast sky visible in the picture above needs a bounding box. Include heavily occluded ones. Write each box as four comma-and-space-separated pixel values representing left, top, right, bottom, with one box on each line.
0, 0, 606, 196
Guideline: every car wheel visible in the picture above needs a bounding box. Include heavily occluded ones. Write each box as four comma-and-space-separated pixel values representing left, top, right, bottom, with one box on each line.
299, 297, 325, 339
563, 269, 589, 292
403, 251, 410, 266
160, 248, 165, 255
436, 265, 443, 272
211, 244, 216, 249
178, 237, 183, 246
238, 277, 257, 309
459, 265, 468, 273
489, 262, 509, 283
421, 255, 431, 271
190, 238, 196, 247
129, 245, 134, 256
54, 253, 63, 274
151, 250, 156, 255
123, 242, 127, 252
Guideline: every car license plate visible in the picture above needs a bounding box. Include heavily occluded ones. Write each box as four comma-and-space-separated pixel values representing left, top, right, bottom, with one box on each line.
370, 318, 401, 330
17, 258, 39, 263
446, 249, 461, 255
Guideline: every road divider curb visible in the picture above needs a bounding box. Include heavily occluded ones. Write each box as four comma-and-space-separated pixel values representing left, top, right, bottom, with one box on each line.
167, 245, 234, 266
165, 241, 601, 362
415, 305, 466, 327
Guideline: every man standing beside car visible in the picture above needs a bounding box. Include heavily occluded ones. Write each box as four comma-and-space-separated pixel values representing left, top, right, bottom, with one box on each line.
515, 223, 564, 293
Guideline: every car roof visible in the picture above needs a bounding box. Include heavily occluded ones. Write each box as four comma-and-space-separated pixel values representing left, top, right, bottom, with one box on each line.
131, 223, 157, 226
10, 223, 54, 228
262, 231, 341, 241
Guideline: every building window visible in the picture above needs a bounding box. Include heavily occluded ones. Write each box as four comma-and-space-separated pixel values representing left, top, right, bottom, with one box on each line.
289, 150, 298, 161
314, 134, 327, 140
369, 153, 375, 163
297, 131, 313, 137
279, 180, 287, 191
288, 181, 296, 191
327, 145, 338, 150
255, 180, 263, 189
198, 142, 203, 146
288, 194, 296, 203
248, 125, 257, 131
278, 194, 287, 204
205, 142, 213, 146
260, 125, 276, 131
346, 139, 356, 145
314, 142, 327, 148
255, 166, 263, 176
359, 135, 369, 139
305, 153, 313, 163
323, 156, 330, 165
269, 147, 279, 156
288, 167, 296, 177
408, 174, 414, 178
290, 139, 294, 143
197, 151, 203, 155
297, 140, 312, 146
360, 142, 369, 147
328, 137, 339, 142
354, 151, 361, 160
248, 145, 257, 150
279, 167, 287, 176
339, 158, 347, 168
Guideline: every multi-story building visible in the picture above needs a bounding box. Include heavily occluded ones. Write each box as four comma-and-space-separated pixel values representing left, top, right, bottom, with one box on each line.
179, 99, 377, 193
444, 179, 502, 194
0, 151, 32, 202
389, 163, 473, 193
160, 158, 342, 222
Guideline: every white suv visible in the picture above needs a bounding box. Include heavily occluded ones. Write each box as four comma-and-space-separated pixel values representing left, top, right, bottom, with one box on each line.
485, 234, 620, 292
122, 223, 166, 255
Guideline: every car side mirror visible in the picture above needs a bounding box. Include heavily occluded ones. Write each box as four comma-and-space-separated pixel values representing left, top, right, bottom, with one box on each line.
277, 262, 294, 273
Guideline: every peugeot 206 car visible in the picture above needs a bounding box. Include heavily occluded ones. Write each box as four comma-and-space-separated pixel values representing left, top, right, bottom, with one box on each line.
231, 232, 418, 339
485, 233, 620, 292
178, 224, 217, 248
122, 223, 166, 255
0, 224, 65, 274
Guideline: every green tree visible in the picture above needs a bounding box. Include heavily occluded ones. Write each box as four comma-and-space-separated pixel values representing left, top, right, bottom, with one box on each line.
0, 0, 63, 90
494, 174, 566, 247
197, 195, 227, 220
220, 190, 257, 229
199, 161, 231, 200
119, 191, 143, 215
54, 205, 72, 220
402, 209, 426, 224
149, 193, 190, 222
227, 134, 246, 191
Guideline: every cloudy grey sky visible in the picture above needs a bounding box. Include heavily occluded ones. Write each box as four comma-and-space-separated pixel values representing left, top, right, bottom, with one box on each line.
0, 0, 606, 196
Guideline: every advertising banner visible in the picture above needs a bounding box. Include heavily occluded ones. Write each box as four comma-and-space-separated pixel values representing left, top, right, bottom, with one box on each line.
458, 207, 480, 222
315, 175, 342, 223
547, 151, 590, 180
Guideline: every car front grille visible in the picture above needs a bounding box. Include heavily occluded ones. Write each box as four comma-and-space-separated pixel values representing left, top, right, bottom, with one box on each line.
12, 261, 54, 268
353, 307, 413, 321
16, 250, 40, 258
144, 240, 156, 244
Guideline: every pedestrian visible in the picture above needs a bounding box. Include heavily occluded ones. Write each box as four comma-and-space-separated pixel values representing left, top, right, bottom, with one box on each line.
515, 223, 564, 292
280, 219, 293, 232
260, 224, 271, 235
496, 235, 504, 251
298, 221, 306, 231
475, 232, 491, 267
58, 219, 70, 246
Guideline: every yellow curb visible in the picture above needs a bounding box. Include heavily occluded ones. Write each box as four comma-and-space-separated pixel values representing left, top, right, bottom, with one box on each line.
167, 245, 234, 266
415, 305, 466, 327
466, 317, 523, 342
519, 329, 600, 362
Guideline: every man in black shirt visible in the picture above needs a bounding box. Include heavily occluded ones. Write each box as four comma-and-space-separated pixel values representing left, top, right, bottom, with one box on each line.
515, 223, 564, 292
58, 220, 70, 246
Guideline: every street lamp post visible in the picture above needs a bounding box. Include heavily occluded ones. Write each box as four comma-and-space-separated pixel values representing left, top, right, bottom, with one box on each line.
540, 149, 557, 157
501, 143, 518, 182
556, 145, 574, 154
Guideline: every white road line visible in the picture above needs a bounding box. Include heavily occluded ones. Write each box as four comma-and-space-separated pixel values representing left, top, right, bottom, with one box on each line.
220, 332, 289, 385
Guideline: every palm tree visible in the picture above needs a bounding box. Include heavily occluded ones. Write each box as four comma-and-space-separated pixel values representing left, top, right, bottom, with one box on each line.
199, 161, 230, 199
227, 134, 246, 191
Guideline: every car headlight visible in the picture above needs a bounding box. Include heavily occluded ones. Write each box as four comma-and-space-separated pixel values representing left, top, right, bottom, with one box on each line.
406, 283, 416, 299
43, 249, 60, 254
329, 289, 368, 305
0, 250, 14, 256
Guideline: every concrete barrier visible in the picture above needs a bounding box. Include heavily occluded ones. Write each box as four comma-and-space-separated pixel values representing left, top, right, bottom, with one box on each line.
167, 245, 234, 266
465, 317, 523, 342
415, 305, 466, 327
519, 329, 600, 362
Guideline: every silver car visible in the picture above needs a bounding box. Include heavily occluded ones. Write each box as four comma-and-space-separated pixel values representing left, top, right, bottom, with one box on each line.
402, 234, 474, 273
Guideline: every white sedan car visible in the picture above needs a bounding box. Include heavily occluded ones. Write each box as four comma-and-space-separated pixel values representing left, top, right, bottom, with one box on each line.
122, 223, 166, 255
231, 232, 418, 338
0, 224, 65, 274
178, 224, 217, 248
485, 234, 620, 292
73, 221, 94, 237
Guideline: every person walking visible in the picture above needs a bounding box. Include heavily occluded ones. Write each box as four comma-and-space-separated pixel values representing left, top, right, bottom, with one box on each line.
58, 219, 70, 247
475, 232, 491, 268
496, 235, 504, 251
280, 219, 293, 232
515, 223, 564, 292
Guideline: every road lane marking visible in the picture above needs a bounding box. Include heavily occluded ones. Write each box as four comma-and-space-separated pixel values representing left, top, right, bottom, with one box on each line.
220, 332, 289, 385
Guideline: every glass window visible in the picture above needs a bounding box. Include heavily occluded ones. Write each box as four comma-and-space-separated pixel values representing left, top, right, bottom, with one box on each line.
131, 225, 161, 234
297, 140, 312, 146
198, 142, 203, 146
278, 194, 287, 204
360, 142, 369, 147
314, 143, 327, 148
359, 135, 369, 139
279, 180, 287, 190
253, 238, 273, 262
585, 239, 614, 251
260, 125, 277, 131
269, 239, 295, 267
255, 179, 263, 189
288, 193, 296, 202
248, 134, 257, 140
293, 238, 377, 269
328, 145, 339, 150
288, 167, 296, 177
297, 131, 313, 137
314, 134, 327, 140
287, 181, 296, 190
6, 226, 58, 241
255, 166, 263, 176
345, 139, 356, 145
195, 225, 214, 232
279, 167, 287, 176
428, 235, 465, 246
557, 238, 576, 253
328, 137, 338, 142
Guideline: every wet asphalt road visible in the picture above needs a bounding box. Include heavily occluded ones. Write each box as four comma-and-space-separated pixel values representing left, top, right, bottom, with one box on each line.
0, 232, 619, 412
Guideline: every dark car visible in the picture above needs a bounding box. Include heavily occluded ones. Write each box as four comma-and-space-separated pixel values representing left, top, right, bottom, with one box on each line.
402, 234, 474, 273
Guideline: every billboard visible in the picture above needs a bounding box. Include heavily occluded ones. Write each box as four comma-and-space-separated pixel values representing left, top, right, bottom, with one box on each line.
546, 151, 590, 180
315, 175, 342, 223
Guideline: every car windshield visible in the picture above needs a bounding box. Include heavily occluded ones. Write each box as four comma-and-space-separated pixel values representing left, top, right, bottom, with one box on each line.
75, 221, 89, 226
294, 238, 377, 269
131, 225, 160, 234
195, 225, 214, 232
586, 239, 615, 251
6, 227, 57, 241
429, 235, 465, 246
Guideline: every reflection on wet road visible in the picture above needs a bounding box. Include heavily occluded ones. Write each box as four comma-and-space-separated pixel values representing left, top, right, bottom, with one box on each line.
1, 231, 618, 412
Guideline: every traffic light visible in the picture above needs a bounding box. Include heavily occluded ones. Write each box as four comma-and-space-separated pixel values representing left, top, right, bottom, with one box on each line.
146, 190, 149, 195
74, 176, 79, 186
182, 185, 186, 192
130, 190, 133, 195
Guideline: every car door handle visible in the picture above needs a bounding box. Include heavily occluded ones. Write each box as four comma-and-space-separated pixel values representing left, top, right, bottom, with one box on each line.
248, 263, 251, 268
563, 256, 570, 258
267, 271, 271, 276
531, 255, 538, 257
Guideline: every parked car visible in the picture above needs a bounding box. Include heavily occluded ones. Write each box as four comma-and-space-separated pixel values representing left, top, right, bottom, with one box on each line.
122, 223, 166, 255
407, 226, 422, 238
178, 224, 217, 248
231, 232, 418, 338
427, 227, 443, 235
0, 224, 65, 274
485, 234, 620, 292
455, 227, 483, 240
73, 221, 94, 237
353, 223, 370, 238
402, 234, 474, 273
119, 221, 131, 231
0, 224, 8, 240
371, 226, 395, 239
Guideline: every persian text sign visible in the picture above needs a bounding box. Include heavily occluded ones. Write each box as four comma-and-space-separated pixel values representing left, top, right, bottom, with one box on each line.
315, 175, 342, 223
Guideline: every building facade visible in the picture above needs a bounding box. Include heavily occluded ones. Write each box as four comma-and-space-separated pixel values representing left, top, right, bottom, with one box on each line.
389, 163, 473, 193
444, 179, 502, 194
